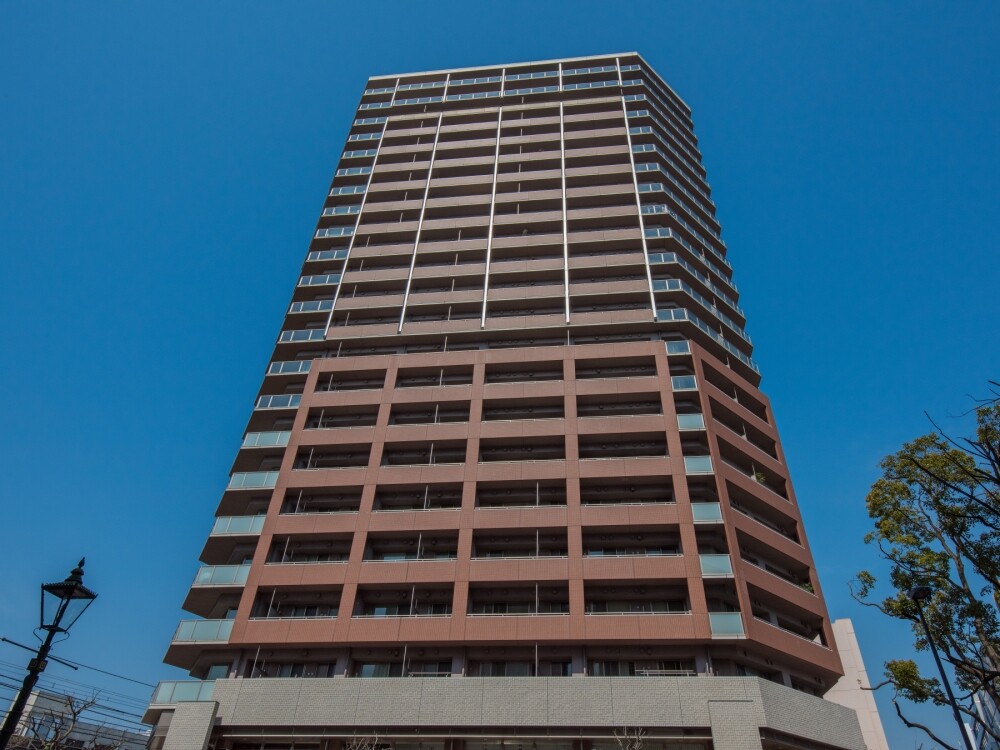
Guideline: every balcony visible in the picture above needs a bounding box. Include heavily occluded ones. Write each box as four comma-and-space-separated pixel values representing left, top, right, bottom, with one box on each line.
475, 479, 566, 508
172, 619, 233, 643
709, 612, 745, 638
479, 436, 565, 463
381, 441, 466, 467
252, 590, 340, 619
241, 431, 291, 449
590, 660, 695, 677
267, 361, 311, 376
267, 535, 351, 564
657, 308, 758, 373
468, 584, 569, 616
294, 446, 371, 470
278, 329, 326, 343
582, 528, 680, 558
305, 248, 348, 262
699, 554, 733, 577
149, 680, 215, 705
472, 531, 567, 559
366, 533, 459, 561
374, 484, 463, 512
579, 476, 674, 507
684, 456, 714, 475
585, 580, 689, 615
672, 410, 704, 430
651, 278, 749, 343
353, 585, 454, 617
227, 471, 278, 490
298, 273, 342, 287
210, 515, 265, 535
691, 502, 723, 523
193, 564, 250, 586
648, 249, 740, 311
255, 394, 301, 410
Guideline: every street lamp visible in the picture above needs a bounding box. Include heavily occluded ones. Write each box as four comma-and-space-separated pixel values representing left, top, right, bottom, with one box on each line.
0, 559, 97, 750
907, 585, 975, 750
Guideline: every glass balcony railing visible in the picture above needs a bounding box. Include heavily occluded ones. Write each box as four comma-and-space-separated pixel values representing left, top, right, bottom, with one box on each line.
656, 309, 758, 373
446, 91, 500, 102
647, 249, 740, 311
395, 95, 443, 106
255, 394, 301, 409
267, 361, 311, 376
699, 554, 733, 577
677, 413, 705, 431
632, 143, 713, 202
150, 680, 215, 704
242, 431, 290, 448
398, 80, 446, 91
691, 502, 723, 523
505, 85, 559, 96
563, 79, 619, 92
194, 564, 250, 586
709, 612, 745, 637
563, 64, 617, 76
651, 278, 749, 343
298, 273, 341, 287
314, 227, 354, 239
211, 515, 265, 535
665, 340, 691, 355
306, 248, 348, 262
227, 471, 278, 490
278, 329, 326, 343
671, 375, 697, 391
330, 185, 366, 196
684, 456, 714, 475
172, 619, 233, 643
289, 299, 334, 314
322, 205, 361, 216
635, 158, 716, 213
505, 70, 558, 82
450, 75, 502, 86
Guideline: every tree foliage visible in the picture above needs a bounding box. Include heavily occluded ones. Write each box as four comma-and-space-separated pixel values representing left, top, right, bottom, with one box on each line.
854, 389, 1000, 749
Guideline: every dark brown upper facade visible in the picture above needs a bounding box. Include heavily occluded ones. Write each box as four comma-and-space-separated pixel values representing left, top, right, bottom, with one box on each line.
163, 52, 843, 698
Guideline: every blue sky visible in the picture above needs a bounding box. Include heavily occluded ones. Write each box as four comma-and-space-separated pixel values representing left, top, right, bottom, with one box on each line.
1, 2, 997, 747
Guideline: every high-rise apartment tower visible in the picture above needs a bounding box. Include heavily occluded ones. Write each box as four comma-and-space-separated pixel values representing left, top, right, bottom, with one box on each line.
145, 53, 867, 750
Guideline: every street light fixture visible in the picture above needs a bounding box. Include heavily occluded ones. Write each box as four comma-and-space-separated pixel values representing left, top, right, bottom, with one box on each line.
907, 585, 975, 750
0, 559, 97, 750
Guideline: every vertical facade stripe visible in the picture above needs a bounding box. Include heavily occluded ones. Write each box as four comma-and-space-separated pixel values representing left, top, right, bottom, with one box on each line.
397, 113, 444, 332
324, 119, 389, 335
480, 106, 504, 328
619, 56, 658, 320
559, 101, 570, 324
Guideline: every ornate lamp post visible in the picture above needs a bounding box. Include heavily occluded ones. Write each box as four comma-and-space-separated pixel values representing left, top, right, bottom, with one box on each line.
0, 559, 97, 750
907, 585, 975, 750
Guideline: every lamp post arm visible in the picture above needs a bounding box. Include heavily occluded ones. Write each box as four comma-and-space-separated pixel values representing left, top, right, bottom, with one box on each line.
916, 603, 975, 750
0, 626, 59, 750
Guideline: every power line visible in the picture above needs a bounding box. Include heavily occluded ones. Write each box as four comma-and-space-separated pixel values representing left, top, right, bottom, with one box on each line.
0, 675, 148, 720
0, 660, 151, 708
0, 681, 150, 735
0, 642, 156, 688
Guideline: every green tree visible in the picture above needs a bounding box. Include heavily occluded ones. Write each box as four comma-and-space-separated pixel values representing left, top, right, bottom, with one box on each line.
854, 387, 1000, 749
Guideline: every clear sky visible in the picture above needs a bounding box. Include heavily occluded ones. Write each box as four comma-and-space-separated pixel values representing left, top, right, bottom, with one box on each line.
1, 2, 997, 747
